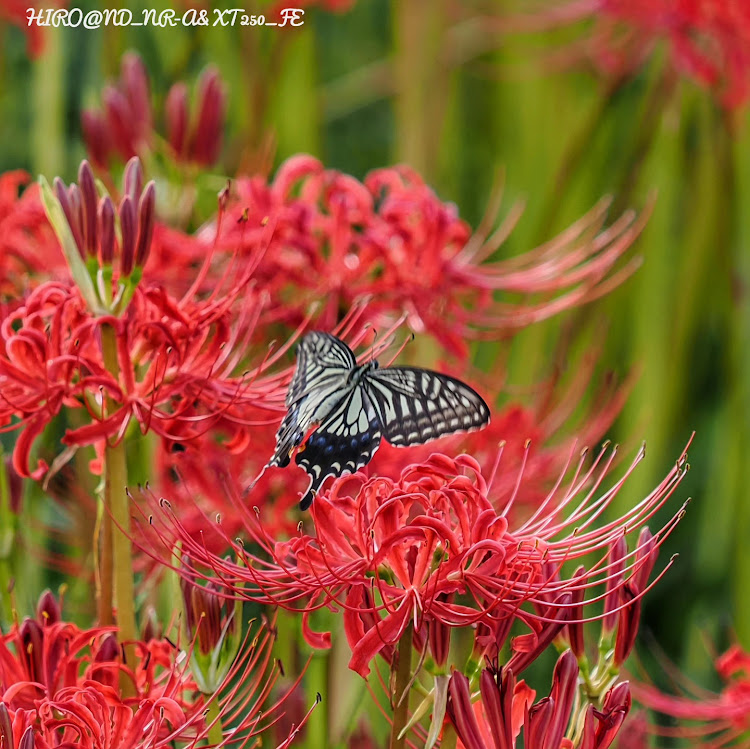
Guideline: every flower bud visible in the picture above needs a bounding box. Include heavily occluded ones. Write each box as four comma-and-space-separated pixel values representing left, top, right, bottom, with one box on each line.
165, 83, 190, 159
36, 589, 61, 625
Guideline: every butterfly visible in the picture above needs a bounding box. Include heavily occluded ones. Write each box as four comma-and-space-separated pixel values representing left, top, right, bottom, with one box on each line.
268, 332, 491, 510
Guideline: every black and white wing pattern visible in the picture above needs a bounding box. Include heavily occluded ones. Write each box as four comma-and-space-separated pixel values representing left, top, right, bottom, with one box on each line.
267, 331, 491, 510
295, 385, 383, 510
269, 333, 354, 469
363, 368, 490, 447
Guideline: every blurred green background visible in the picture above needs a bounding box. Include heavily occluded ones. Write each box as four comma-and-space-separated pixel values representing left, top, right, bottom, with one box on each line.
1, 0, 748, 699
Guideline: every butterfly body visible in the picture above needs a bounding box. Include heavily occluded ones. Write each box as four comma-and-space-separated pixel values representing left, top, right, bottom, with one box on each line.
270, 332, 490, 509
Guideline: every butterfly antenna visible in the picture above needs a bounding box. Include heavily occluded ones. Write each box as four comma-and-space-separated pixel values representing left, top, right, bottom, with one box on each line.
369, 327, 378, 364
242, 464, 269, 499
383, 332, 415, 367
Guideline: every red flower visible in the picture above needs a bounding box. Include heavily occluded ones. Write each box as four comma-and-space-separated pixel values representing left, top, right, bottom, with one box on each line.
146, 441, 688, 679
632, 642, 750, 746
0, 172, 65, 301
0, 591, 312, 748
521, 0, 750, 109
189, 156, 646, 359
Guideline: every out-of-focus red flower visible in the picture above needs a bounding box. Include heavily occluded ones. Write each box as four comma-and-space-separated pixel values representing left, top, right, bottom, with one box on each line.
0, 2, 48, 57
190, 155, 646, 359
146, 441, 688, 680
518, 0, 750, 110
448, 652, 631, 749
0, 172, 65, 300
633, 642, 750, 746
82, 53, 226, 170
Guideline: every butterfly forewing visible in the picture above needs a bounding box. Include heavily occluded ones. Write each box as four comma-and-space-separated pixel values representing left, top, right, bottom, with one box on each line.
364, 367, 490, 447
296, 385, 383, 509
270, 333, 356, 467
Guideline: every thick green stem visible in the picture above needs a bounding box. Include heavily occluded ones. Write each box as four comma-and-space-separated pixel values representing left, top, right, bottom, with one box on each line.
204, 696, 224, 746
305, 651, 329, 747
101, 325, 138, 686
95, 492, 114, 626
389, 619, 414, 749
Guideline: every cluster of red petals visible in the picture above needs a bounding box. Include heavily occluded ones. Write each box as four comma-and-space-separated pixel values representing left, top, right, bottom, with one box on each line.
449, 651, 631, 749
82, 52, 226, 169
145, 442, 688, 680
632, 643, 750, 746
179, 155, 646, 359
0, 592, 310, 749
0, 264, 289, 479
527, 0, 750, 109
0, 173, 65, 301
155, 350, 629, 548
0, 593, 202, 748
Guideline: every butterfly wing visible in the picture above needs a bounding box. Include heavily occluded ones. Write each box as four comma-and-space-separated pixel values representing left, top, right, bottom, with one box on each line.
270, 332, 356, 468
286, 331, 357, 406
364, 367, 490, 447
296, 384, 383, 509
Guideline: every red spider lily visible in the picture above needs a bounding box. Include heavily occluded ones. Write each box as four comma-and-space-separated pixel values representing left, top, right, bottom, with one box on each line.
0, 172, 65, 300
0, 158, 300, 479
514, 0, 750, 110
141, 440, 689, 680
0, 591, 313, 748
447, 652, 631, 748
631, 642, 750, 747
186, 155, 647, 359
152, 347, 630, 556
82, 52, 226, 170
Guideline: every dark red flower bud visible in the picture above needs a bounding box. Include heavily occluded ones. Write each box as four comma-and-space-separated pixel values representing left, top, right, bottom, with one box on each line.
81, 109, 111, 168
525, 697, 554, 748
103, 86, 136, 161
119, 195, 136, 277
98, 197, 115, 265
192, 67, 225, 166
165, 83, 190, 159
547, 650, 579, 746
78, 160, 98, 259
580, 682, 631, 749
447, 671, 485, 749
35, 589, 60, 625
53, 178, 85, 258
135, 181, 156, 268
603, 535, 628, 634
123, 156, 143, 204
566, 565, 587, 658
4, 456, 23, 514
428, 597, 452, 669
120, 52, 151, 137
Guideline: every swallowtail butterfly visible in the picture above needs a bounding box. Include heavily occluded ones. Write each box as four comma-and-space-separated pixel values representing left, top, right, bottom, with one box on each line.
269, 332, 491, 509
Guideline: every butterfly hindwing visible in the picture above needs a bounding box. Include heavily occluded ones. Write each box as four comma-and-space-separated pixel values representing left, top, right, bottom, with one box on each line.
364, 367, 490, 447
296, 385, 383, 509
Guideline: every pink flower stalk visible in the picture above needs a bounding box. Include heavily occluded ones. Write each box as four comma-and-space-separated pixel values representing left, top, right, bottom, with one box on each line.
0, 591, 312, 748
142, 440, 688, 680
191, 155, 647, 359
632, 643, 750, 747
515, 0, 750, 109
83, 53, 226, 169
448, 651, 631, 749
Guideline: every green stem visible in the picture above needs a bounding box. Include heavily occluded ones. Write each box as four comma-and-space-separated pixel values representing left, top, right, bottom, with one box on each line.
101, 324, 137, 688
204, 696, 224, 746
305, 651, 329, 747
389, 619, 414, 749
32, 26, 65, 176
